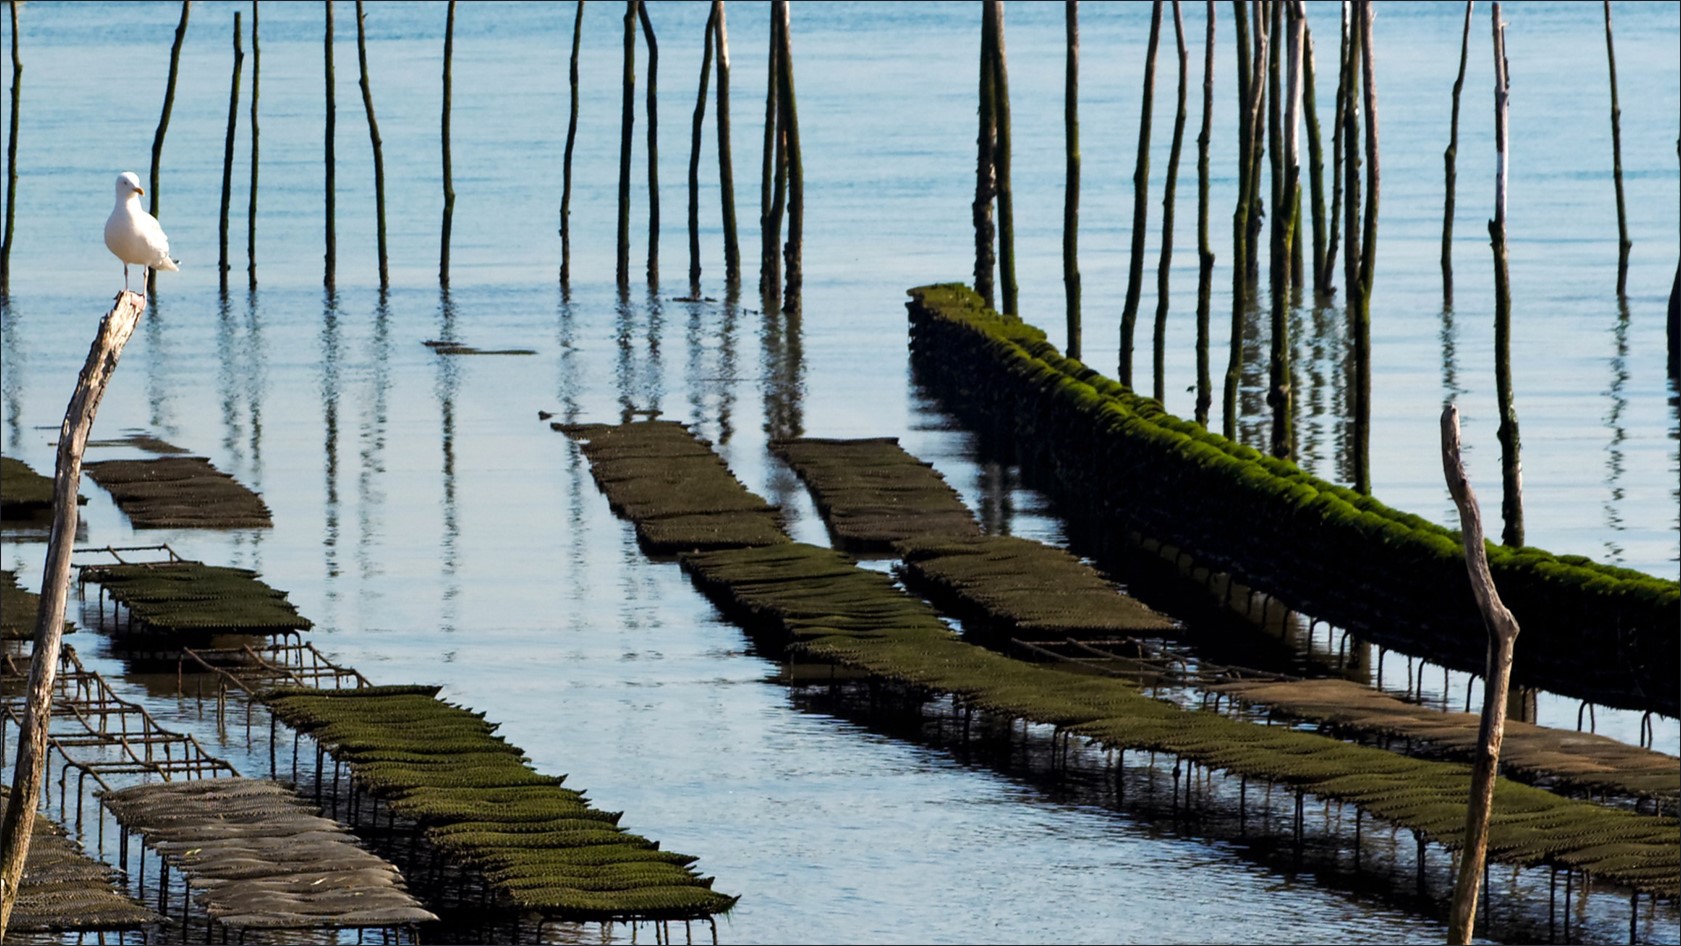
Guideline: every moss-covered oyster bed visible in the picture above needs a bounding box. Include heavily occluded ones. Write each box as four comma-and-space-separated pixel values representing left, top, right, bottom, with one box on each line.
906, 283, 1678, 717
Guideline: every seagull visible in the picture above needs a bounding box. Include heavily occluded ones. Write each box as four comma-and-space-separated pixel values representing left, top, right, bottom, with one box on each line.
104, 171, 179, 293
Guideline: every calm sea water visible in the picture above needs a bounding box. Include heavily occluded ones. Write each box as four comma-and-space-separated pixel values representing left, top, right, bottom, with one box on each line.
1, 2, 1676, 943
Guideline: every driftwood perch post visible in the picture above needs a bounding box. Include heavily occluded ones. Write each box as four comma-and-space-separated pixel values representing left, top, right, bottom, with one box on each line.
0, 292, 146, 939
1441, 402, 1521, 945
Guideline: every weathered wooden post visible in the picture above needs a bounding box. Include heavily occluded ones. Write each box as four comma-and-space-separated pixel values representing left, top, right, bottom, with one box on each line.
219, 12, 245, 292
1324, 2, 1347, 295
1269, 0, 1303, 459
148, 0, 191, 295
617, 0, 638, 290
0, 292, 146, 940
354, 0, 389, 290
714, 0, 740, 286
688, 5, 718, 292
1441, 402, 1521, 945
1194, 0, 1215, 426
1224, 1, 1267, 439
560, 0, 583, 287
973, 2, 996, 309
776, 0, 802, 312
440, 0, 456, 288
1603, 0, 1630, 297
1, 0, 21, 298
325, 0, 337, 290
637, 1, 659, 287
1120, 1, 1162, 389
1300, 8, 1328, 297
761, 4, 784, 305
1489, 2, 1522, 546
248, 0, 261, 290
989, 0, 1015, 317
1064, 1, 1082, 361
1442, 1, 1473, 306
1152, 0, 1187, 403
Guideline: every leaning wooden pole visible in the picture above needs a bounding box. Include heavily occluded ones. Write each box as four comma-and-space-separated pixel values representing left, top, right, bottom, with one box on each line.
1120, 0, 1162, 389
990, 0, 1016, 318
1, 0, 21, 298
776, 0, 802, 312
247, 0, 261, 290
1324, 1, 1347, 296
1489, 2, 1522, 546
637, 0, 660, 287
0, 292, 146, 940
1603, 0, 1630, 298
148, 0, 191, 296
324, 0, 336, 291
688, 5, 717, 292
1064, 0, 1082, 361
1350, 0, 1375, 493
617, 0, 638, 290
1441, 402, 1521, 946
973, 3, 997, 309
440, 0, 456, 288
354, 0, 388, 290
1442, 0, 1473, 307
1300, 9, 1328, 298
1224, 2, 1267, 439
714, 0, 740, 286
1153, 0, 1188, 403
1229, 0, 1252, 318
219, 12, 245, 292
560, 0, 583, 287
1194, 0, 1215, 426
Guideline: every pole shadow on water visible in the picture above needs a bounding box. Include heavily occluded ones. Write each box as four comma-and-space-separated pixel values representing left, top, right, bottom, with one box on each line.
684, 290, 738, 448
436, 289, 461, 635
356, 291, 391, 579
615, 286, 665, 423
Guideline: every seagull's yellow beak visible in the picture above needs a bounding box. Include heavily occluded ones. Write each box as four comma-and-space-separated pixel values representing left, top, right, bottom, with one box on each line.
135, 186, 145, 196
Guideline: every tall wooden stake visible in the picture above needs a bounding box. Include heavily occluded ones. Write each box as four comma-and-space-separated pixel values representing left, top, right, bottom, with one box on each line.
990, 0, 1015, 317
148, 1, 191, 295
247, 0, 261, 290
1269, 1, 1303, 459
1603, 0, 1630, 297
776, 0, 802, 312
560, 0, 583, 287
1324, 1, 1347, 296
440, 0, 456, 288
1194, 0, 1215, 426
760, 3, 783, 303
1443, 0, 1473, 306
1, 0, 22, 298
637, 1, 660, 287
1064, 1, 1082, 361
0, 292, 146, 940
1120, 1, 1162, 389
617, 0, 637, 290
324, 0, 336, 290
1225, 1, 1267, 439
688, 4, 717, 292
1300, 9, 1328, 297
1153, 0, 1188, 403
714, 0, 740, 286
1441, 402, 1521, 945
973, 3, 996, 309
354, 0, 388, 290
1489, 2, 1522, 545
219, 12, 245, 292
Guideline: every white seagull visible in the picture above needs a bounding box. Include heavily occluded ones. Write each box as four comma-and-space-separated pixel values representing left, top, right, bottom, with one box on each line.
104, 171, 179, 292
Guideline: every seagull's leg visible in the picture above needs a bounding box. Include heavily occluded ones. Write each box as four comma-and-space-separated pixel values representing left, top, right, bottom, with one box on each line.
123, 264, 131, 292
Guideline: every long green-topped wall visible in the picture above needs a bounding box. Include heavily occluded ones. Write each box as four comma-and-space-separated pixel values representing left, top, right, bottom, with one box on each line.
906, 284, 1679, 718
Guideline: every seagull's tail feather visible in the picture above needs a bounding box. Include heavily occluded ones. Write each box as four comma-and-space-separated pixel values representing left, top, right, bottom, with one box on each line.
156, 258, 180, 272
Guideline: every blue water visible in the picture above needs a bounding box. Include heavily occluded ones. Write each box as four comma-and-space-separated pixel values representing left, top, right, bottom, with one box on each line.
2, 3, 1676, 943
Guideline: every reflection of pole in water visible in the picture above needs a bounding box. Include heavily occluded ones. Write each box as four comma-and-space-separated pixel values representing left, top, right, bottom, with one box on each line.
436, 290, 460, 634
1, 303, 25, 452
685, 295, 738, 447
614, 290, 665, 422
555, 287, 583, 430
760, 306, 803, 443
144, 294, 174, 433
357, 293, 391, 577
320, 292, 342, 583
217, 294, 244, 466
1602, 300, 1629, 563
